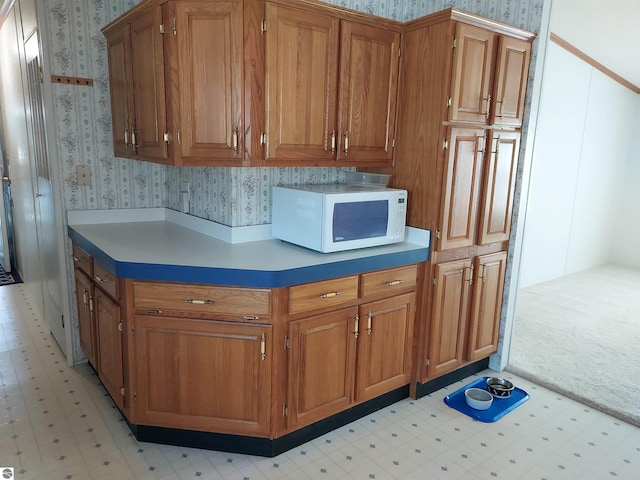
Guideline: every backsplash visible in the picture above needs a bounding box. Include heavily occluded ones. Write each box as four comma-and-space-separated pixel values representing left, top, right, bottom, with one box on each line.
44, 0, 543, 227
165, 166, 352, 227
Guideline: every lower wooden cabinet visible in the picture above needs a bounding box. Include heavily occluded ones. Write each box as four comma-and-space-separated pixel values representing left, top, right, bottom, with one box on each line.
426, 251, 506, 379
356, 293, 415, 401
133, 314, 272, 436
287, 290, 415, 430
286, 307, 357, 430
74, 270, 97, 367
467, 251, 507, 360
427, 259, 470, 378
95, 287, 125, 410
72, 246, 422, 444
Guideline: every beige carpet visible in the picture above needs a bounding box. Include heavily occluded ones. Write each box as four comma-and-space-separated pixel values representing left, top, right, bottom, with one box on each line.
507, 264, 640, 427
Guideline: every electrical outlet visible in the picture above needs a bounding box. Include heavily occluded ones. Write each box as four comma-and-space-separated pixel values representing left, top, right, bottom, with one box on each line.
76, 165, 91, 186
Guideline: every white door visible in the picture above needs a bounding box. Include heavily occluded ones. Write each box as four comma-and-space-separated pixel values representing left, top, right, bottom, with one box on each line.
24, 32, 65, 353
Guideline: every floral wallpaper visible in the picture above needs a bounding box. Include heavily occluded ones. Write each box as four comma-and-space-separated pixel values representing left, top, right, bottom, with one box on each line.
43, 0, 544, 228
41, 0, 544, 365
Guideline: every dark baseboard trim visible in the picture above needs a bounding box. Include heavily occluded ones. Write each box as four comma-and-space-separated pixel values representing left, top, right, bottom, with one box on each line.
125, 385, 410, 457
109, 359, 491, 456
414, 358, 490, 399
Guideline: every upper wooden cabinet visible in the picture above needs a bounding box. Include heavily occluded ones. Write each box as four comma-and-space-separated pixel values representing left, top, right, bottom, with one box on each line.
105, 6, 168, 162
264, 2, 400, 166
449, 23, 495, 124
449, 22, 531, 127
264, 4, 339, 163
490, 35, 531, 127
166, 0, 245, 164
103, 0, 401, 167
103, 0, 246, 166
477, 129, 520, 245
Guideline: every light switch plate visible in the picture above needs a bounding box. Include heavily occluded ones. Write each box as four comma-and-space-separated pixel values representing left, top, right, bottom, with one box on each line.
76, 165, 91, 186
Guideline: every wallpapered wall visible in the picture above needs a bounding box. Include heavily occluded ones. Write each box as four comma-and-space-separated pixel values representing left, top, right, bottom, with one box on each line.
44, 0, 544, 227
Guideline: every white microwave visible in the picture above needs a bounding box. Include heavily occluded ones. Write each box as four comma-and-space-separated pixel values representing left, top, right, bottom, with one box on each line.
271, 184, 408, 253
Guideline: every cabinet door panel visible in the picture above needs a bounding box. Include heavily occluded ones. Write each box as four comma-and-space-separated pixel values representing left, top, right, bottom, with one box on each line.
427, 259, 471, 378
95, 288, 124, 410
130, 6, 167, 160
135, 315, 271, 435
478, 130, 519, 245
265, 4, 339, 162
491, 36, 530, 127
105, 25, 134, 158
356, 293, 414, 401
439, 127, 485, 251
75, 271, 96, 367
468, 252, 506, 360
175, 0, 244, 162
287, 308, 357, 429
337, 22, 399, 163
449, 23, 495, 124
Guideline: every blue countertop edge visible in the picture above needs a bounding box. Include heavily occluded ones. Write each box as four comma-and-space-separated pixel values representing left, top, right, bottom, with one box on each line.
68, 226, 430, 288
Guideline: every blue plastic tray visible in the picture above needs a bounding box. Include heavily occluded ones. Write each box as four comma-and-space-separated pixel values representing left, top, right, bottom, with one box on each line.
444, 376, 529, 423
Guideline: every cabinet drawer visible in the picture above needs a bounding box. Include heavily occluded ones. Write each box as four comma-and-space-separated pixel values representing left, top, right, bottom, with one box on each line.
289, 276, 359, 315
72, 243, 93, 277
133, 282, 271, 319
94, 262, 119, 300
361, 265, 417, 298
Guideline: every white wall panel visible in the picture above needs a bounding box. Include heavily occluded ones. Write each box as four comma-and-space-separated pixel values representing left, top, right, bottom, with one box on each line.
611, 103, 640, 267
518, 44, 590, 288
566, 69, 636, 274
519, 41, 640, 289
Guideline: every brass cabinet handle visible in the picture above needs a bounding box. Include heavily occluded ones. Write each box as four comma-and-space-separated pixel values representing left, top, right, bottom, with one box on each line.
331, 130, 336, 154
366, 311, 373, 335
465, 265, 474, 285
386, 279, 405, 287
82, 290, 89, 307
131, 130, 138, 149
353, 314, 359, 338
483, 94, 492, 119
260, 333, 266, 361
94, 275, 107, 284
495, 99, 504, 118
343, 131, 349, 154
232, 128, 239, 154
124, 128, 129, 147
185, 299, 213, 305
73, 255, 81, 264
243, 315, 260, 321
89, 296, 94, 313
320, 291, 341, 299
479, 264, 487, 283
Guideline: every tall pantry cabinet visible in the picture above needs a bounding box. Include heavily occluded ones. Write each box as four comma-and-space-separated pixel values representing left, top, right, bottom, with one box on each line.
383, 9, 534, 385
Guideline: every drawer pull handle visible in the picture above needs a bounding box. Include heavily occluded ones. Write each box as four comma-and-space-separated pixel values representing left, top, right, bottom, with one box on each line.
353, 314, 359, 338
386, 279, 405, 287
243, 315, 260, 321
185, 299, 213, 305
73, 255, 81, 263
94, 275, 108, 284
367, 311, 373, 335
320, 291, 341, 299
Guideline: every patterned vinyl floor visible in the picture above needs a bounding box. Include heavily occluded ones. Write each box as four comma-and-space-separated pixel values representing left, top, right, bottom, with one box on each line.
0, 283, 638, 480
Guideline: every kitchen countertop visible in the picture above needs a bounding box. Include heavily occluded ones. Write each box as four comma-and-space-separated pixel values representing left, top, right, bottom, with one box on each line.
68, 208, 430, 288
